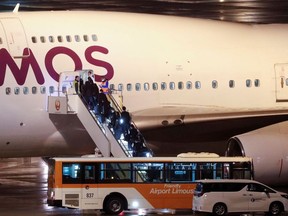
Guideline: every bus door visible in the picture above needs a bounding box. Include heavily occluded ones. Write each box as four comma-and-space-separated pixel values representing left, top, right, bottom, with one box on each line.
81, 163, 101, 209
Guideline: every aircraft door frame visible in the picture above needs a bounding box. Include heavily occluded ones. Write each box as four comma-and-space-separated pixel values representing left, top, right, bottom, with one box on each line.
274, 63, 288, 102
159, 60, 192, 105
0, 20, 8, 50
0, 18, 30, 58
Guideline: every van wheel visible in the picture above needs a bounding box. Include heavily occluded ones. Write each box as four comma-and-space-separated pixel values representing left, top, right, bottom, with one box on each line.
213, 203, 227, 216
268, 202, 283, 215
104, 196, 124, 215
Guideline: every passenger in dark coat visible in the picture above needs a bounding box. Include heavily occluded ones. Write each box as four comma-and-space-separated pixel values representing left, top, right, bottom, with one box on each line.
127, 124, 138, 150
120, 106, 131, 137
83, 77, 94, 109
98, 89, 110, 123
92, 82, 99, 113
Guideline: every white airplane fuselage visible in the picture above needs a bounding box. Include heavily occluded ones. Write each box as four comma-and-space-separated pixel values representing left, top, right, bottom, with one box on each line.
1, 10, 288, 159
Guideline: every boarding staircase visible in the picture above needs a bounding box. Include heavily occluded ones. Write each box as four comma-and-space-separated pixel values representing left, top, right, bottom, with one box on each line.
47, 83, 152, 158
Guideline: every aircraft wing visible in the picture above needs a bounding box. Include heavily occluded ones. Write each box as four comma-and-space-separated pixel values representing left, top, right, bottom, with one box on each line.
132, 106, 288, 130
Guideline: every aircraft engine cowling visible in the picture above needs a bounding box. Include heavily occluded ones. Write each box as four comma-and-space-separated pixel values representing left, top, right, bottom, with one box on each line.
226, 121, 288, 186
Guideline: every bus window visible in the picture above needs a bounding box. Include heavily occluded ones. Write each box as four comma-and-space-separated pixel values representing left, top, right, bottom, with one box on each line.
62, 163, 81, 184
99, 162, 132, 183
132, 162, 164, 182
146, 163, 164, 182
166, 162, 193, 182
198, 162, 223, 180
133, 162, 149, 182
231, 162, 251, 179
84, 164, 96, 183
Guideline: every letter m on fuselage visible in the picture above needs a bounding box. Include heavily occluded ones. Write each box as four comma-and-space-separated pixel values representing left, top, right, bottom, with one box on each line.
0, 48, 44, 86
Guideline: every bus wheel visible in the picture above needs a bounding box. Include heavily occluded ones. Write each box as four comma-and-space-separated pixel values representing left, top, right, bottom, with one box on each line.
212, 203, 227, 216
104, 196, 124, 215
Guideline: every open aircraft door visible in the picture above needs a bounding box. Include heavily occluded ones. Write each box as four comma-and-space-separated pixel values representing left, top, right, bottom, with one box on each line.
275, 63, 288, 102
0, 18, 29, 58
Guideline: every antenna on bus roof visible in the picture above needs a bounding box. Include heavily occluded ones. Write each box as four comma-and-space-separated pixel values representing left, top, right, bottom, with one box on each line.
13, 3, 20, 13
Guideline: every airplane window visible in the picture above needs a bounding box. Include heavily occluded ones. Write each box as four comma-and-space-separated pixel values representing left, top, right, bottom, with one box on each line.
169, 82, 175, 90
152, 82, 158, 90
31, 36, 37, 43
285, 78, 288, 86
57, 36, 63, 43
92, 34, 97, 41
0, 37, 3, 44
161, 82, 167, 90
109, 84, 115, 91
195, 81, 201, 89
75, 35, 80, 42
83, 35, 89, 42
118, 84, 123, 91
127, 83, 132, 91
14, 87, 20, 95
229, 80, 235, 88
144, 83, 149, 91
135, 83, 141, 91
186, 81, 192, 89
32, 86, 37, 94
212, 80, 218, 89
40, 36, 45, 43
254, 79, 260, 87
5, 87, 11, 95
49, 86, 55, 94
23, 87, 29, 95
40, 86, 46, 94
62, 86, 67, 94
246, 79, 252, 87
178, 81, 184, 90
66, 35, 72, 42
48, 36, 54, 43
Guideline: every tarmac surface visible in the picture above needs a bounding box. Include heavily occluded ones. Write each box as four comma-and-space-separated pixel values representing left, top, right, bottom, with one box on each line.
0, 157, 287, 216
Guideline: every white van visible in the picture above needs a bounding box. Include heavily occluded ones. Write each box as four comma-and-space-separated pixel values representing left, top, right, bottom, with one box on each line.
193, 179, 288, 216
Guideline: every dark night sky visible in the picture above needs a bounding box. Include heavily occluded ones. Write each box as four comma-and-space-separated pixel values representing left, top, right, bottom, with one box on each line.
1, 0, 288, 24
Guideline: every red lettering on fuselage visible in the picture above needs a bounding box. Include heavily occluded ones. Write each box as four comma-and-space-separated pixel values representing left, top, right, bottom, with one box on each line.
85, 46, 114, 82
0, 45, 114, 86
0, 48, 44, 86
45, 46, 83, 82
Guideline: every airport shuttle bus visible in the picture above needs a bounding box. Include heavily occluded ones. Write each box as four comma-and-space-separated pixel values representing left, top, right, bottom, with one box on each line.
47, 153, 253, 214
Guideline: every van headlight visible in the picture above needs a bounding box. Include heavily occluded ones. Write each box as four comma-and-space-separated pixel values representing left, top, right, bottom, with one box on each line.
281, 194, 288, 199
